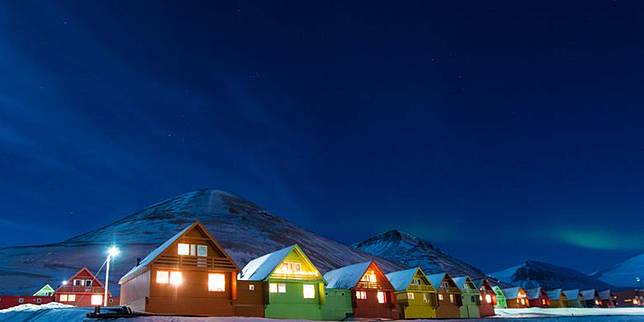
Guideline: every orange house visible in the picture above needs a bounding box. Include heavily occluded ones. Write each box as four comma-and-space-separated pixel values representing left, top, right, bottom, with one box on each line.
56, 267, 116, 306
119, 221, 239, 316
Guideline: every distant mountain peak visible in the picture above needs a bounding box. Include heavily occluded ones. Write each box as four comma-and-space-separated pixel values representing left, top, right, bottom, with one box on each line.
490, 260, 614, 290
355, 229, 437, 252
354, 230, 485, 280
593, 253, 644, 288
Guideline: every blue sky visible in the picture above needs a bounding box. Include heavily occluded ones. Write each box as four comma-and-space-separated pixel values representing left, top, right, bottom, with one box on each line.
0, 0, 643, 273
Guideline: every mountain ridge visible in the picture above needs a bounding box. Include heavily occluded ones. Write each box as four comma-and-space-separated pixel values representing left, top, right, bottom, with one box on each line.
0, 189, 405, 295
490, 260, 615, 290
354, 229, 488, 280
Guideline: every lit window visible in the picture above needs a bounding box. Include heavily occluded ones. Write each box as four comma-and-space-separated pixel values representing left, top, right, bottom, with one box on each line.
277, 262, 302, 274
198, 245, 208, 257
438, 294, 444, 301
449, 294, 455, 303
170, 271, 183, 286
156, 271, 169, 284
423, 293, 429, 303
377, 291, 387, 303
269, 283, 278, 293
91, 294, 103, 306
68, 295, 76, 302
361, 270, 377, 283
278, 283, 286, 293
303, 284, 316, 299
485, 294, 492, 304
178, 243, 190, 255
356, 291, 367, 300
407, 292, 415, 300
249, 284, 255, 291
60, 294, 68, 302
208, 273, 226, 292
542, 299, 547, 305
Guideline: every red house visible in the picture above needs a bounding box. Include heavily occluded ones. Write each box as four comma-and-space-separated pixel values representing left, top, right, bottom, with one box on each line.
526, 287, 549, 307
475, 279, 496, 317
56, 267, 117, 306
0, 296, 55, 310
324, 261, 400, 319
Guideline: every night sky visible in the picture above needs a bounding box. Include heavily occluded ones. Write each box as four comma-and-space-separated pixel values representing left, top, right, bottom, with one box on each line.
1, 1, 643, 274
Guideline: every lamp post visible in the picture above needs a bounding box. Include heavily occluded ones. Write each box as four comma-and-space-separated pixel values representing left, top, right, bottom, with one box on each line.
104, 246, 120, 307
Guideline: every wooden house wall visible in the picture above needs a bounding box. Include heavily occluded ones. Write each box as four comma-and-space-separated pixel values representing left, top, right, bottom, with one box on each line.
234, 280, 264, 317
351, 289, 399, 319
351, 262, 399, 319
459, 286, 481, 318
0, 296, 54, 310
478, 287, 496, 317
119, 270, 150, 312
435, 287, 461, 318
147, 268, 235, 316
321, 288, 353, 321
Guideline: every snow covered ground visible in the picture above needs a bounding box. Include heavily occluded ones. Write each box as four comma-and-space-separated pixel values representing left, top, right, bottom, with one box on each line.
1, 304, 644, 322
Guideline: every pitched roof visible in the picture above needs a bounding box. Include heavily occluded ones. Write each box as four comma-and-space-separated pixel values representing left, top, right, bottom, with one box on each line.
33, 284, 55, 296
239, 244, 304, 281
60, 267, 104, 290
526, 287, 543, 299
546, 289, 563, 300
385, 267, 429, 292
502, 287, 523, 299
427, 273, 447, 288
599, 289, 613, 300
324, 261, 380, 289
581, 289, 598, 299
453, 276, 475, 290
564, 289, 581, 300
119, 221, 237, 283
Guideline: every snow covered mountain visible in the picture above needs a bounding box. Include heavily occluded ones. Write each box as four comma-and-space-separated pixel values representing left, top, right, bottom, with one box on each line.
490, 261, 614, 290
0, 189, 404, 296
593, 253, 644, 288
353, 230, 487, 280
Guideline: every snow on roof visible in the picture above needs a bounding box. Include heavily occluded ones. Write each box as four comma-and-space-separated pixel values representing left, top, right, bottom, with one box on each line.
526, 287, 543, 299
239, 245, 297, 281
427, 273, 447, 288
502, 287, 523, 299
581, 289, 598, 299
453, 276, 475, 289
564, 289, 581, 300
547, 289, 563, 300
385, 268, 418, 291
324, 261, 372, 289
599, 289, 613, 300
119, 223, 193, 283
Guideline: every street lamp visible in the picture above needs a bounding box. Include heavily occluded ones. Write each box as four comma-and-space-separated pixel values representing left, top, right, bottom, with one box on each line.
103, 246, 120, 306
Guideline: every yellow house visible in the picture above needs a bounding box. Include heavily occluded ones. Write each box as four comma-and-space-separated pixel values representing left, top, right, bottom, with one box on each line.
385, 267, 438, 319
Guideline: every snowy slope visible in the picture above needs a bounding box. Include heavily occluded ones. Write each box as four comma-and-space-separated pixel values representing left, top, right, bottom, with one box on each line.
0, 189, 403, 296
353, 230, 487, 280
593, 253, 644, 288
490, 261, 614, 290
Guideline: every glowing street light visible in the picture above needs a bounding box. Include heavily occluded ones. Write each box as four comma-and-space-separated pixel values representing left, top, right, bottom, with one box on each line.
103, 245, 120, 306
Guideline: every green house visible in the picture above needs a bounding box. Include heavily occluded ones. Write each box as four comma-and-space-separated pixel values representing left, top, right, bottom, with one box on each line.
386, 267, 439, 319
239, 244, 326, 320
321, 287, 353, 320
33, 284, 55, 297
493, 286, 507, 308
453, 276, 481, 318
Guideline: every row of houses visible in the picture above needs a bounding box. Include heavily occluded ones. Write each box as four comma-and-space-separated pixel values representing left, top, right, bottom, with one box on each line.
1, 221, 643, 319
491, 286, 641, 310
